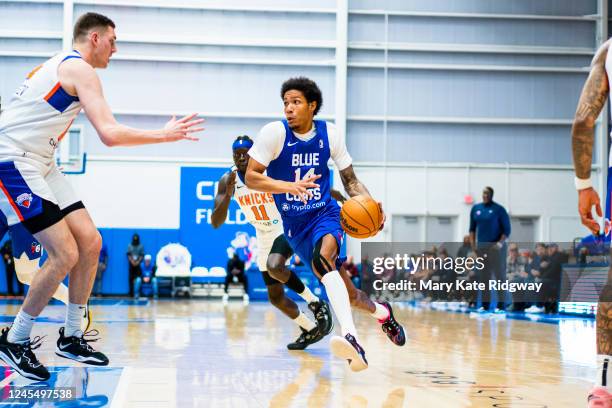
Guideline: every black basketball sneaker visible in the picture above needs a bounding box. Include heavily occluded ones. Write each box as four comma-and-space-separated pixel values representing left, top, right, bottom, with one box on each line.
330, 333, 368, 372
308, 300, 333, 336
0, 327, 49, 381
379, 302, 406, 346
287, 326, 324, 350
55, 327, 109, 366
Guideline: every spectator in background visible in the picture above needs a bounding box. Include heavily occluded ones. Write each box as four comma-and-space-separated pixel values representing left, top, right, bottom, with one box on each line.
224, 253, 248, 303
469, 186, 511, 313
457, 235, 472, 258
127, 233, 144, 297
507, 243, 529, 311
1, 240, 23, 296
506, 243, 525, 278
527, 243, 547, 276
94, 237, 108, 297
342, 255, 360, 289
538, 243, 563, 314
524, 244, 547, 314
134, 254, 158, 299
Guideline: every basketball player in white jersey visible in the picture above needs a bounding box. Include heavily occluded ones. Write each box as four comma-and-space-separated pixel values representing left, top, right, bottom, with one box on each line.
212, 135, 333, 350
0, 12, 203, 381
571, 39, 612, 407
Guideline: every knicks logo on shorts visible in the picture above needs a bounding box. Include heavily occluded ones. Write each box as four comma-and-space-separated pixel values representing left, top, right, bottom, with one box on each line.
16, 193, 33, 209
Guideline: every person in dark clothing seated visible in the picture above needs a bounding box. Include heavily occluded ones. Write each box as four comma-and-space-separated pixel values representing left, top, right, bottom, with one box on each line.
223, 253, 248, 303
134, 254, 158, 299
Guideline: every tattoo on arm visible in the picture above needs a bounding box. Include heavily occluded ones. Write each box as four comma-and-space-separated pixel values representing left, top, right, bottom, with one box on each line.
339, 166, 370, 198
572, 41, 610, 180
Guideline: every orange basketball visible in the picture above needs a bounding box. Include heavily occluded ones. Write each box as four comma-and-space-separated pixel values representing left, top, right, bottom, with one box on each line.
340, 195, 382, 238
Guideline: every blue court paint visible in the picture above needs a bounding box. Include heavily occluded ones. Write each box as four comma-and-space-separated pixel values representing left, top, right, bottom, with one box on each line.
0, 366, 122, 407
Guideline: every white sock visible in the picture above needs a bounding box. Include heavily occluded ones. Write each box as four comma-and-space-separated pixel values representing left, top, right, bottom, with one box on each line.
321, 270, 358, 339
293, 312, 316, 331
298, 286, 319, 304
371, 302, 390, 321
597, 355, 612, 388
8, 309, 36, 344
65, 303, 86, 337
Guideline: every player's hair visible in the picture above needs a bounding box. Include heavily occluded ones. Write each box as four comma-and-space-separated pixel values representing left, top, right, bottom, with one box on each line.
73, 12, 115, 42
281, 77, 323, 116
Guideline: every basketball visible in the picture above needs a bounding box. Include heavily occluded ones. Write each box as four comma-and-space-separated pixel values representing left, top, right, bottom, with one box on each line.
340, 195, 382, 238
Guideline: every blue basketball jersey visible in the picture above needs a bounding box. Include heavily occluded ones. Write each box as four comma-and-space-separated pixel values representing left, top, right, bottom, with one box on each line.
267, 120, 332, 222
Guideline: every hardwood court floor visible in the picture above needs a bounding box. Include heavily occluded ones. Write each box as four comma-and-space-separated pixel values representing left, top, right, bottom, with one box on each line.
0, 299, 596, 407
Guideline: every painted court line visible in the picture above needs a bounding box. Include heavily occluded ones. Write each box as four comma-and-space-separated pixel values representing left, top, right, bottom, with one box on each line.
111, 366, 133, 408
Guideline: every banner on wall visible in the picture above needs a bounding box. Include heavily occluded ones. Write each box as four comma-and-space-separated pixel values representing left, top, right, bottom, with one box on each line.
180, 167, 257, 270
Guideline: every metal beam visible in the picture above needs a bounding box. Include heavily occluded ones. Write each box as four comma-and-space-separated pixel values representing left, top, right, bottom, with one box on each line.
335, 0, 348, 150
349, 9, 599, 22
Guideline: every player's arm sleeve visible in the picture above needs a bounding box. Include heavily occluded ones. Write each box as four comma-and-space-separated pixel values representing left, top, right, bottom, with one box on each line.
248, 122, 285, 167
328, 123, 352, 171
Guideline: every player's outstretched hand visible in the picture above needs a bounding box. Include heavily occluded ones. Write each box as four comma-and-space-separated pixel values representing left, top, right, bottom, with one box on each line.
163, 113, 205, 142
286, 174, 321, 205
578, 187, 602, 235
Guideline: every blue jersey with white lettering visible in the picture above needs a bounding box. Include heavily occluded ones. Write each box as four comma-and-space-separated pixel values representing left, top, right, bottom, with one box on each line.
267, 120, 331, 222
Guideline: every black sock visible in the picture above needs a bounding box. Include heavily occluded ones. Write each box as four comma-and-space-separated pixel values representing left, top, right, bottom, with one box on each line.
286, 271, 306, 294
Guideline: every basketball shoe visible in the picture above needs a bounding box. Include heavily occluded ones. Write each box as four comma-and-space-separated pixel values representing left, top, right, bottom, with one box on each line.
55, 327, 109, 366
379, 302, 406, 346
0, 327, 49, 381
287, 326, 324, 350
330, 333, 368, 372
308, 300, 333, 336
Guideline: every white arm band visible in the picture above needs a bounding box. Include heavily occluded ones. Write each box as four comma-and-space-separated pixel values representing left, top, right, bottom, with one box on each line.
574, 177, 593, 190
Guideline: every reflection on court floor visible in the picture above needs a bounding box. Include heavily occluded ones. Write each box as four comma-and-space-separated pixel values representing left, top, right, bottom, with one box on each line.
0, 300, 597, 407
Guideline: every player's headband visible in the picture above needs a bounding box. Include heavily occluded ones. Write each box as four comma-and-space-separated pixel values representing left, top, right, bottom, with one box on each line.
232, 139, 253, 151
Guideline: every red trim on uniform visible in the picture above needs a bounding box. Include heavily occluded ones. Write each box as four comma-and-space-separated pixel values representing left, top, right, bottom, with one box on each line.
44, 82, 61, 101
57, 118, 75, 143
0, 180, 24, 222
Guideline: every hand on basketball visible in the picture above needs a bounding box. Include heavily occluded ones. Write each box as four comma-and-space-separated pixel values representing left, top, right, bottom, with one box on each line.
578, 187, 602, 235
286, 174, 321, 204
163, 113, 205, 142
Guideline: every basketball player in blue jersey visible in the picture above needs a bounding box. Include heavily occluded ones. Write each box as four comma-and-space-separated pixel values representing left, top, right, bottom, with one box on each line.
246, 77, 406, 371
0, 12, 203, 381
212, 135, 333, 350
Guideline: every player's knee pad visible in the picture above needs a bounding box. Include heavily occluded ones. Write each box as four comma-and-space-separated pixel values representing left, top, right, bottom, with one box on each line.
312, 239, 334, 277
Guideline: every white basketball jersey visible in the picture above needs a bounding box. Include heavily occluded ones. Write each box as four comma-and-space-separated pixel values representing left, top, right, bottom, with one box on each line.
232, 170, 283, 235
0, 50, 83, 163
